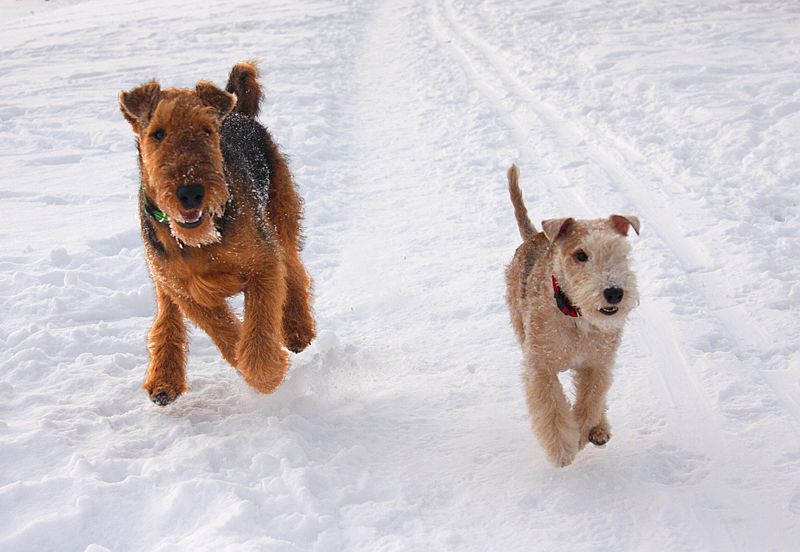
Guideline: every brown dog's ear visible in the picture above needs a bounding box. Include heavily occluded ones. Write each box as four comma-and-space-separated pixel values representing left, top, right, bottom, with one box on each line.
541, 218, 575, 243
195, 81, 236, 118
609, 215, 641, 236
119, 81, 161, 132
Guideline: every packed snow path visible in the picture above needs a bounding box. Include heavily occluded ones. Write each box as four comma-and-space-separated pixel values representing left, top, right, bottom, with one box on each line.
1, 0, 799, 550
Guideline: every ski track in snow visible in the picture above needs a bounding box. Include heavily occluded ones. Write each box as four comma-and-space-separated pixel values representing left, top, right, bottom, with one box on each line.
1, 0, 799, 550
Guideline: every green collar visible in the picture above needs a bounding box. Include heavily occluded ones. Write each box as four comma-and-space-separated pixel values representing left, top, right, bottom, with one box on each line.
142, 188, 169, 223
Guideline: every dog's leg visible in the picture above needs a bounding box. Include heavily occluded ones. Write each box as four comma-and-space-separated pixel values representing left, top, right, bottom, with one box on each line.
524, 361, 580, 467
261, 141, 315, 354
175, 299, 241, 367
144, 285, 189, 406
237, 257, 290, 393
573, 366, 613, 448
281, 251, 316, 353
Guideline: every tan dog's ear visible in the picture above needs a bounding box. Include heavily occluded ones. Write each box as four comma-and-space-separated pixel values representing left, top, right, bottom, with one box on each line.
119, 81, 161, 132
195, 81, 236, 118
609, 215, 641, 236
541, 218, 575, 243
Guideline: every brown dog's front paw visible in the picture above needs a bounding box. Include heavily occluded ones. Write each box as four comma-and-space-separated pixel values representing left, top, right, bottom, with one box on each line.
144, 378, 187, 407
151, 391, 177, 406
237, 341, 289, 393
283, 318, 316, 354
588, 425, 611, 446
285, 331, 313, 354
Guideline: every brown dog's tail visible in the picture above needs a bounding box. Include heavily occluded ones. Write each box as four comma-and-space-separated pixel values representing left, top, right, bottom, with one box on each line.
225, 60, 263, 118
507, 164, 535, 241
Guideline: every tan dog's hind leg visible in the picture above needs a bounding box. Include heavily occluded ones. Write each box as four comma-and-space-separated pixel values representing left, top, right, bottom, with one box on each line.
144, 285, 189, 406
524, 361, 580, 467
573, 366, 613, 449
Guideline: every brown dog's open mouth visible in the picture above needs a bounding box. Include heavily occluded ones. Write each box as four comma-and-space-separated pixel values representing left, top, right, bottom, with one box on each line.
599, 306, 619, 316
176, 210, 204, 228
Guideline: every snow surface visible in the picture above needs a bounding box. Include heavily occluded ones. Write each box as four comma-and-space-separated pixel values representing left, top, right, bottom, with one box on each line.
1, 0, 799, 550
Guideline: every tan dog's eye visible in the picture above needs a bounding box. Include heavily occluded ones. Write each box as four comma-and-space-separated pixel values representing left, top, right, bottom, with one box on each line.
151, 128, 166, 141
574, 251, 588, 262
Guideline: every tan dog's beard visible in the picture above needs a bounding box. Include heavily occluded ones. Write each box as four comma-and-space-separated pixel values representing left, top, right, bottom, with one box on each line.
561, 272, 638, 331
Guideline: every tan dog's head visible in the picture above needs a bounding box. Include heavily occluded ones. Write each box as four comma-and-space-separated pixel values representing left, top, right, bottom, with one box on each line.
119, 81, 236, 247
543, 215, 640, 331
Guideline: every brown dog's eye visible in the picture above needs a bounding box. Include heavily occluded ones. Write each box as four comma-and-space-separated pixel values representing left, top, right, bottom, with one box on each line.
203, 127, 213, 136
151, 129, 166, 141
574, 251, 588, 262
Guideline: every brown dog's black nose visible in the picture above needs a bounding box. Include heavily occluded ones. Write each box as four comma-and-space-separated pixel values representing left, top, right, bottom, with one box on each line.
177, 184, 204, 209
604, 287, 624, 304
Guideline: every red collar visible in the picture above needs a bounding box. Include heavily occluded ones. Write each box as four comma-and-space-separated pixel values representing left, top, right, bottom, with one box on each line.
552, 275, 581, 317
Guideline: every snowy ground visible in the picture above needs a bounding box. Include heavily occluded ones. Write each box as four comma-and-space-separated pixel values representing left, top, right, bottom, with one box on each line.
1, 0, 799, 550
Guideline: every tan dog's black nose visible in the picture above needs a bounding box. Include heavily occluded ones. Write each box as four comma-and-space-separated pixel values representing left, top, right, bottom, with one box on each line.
604, 287, 624, 304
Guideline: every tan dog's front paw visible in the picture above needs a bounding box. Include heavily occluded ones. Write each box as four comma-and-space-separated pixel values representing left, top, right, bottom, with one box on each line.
549, 445, 578, 468
555, 450, 577, 468
545, 430, 580, 468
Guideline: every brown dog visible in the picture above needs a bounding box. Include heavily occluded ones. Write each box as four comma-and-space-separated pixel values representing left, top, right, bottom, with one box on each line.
119, 62, 316, 405
505, 165, 640, 467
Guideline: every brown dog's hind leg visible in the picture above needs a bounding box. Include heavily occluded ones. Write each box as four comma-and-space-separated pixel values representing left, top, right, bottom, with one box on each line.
144, 285, 189, 406
236, 258, 290, 393
260, 138, 315, 353
282, 251, 316, 353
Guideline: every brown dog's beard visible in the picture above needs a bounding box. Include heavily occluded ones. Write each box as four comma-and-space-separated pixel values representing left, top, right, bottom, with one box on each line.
168, 217, 222, 247
170, 195, 228, 247
143, 172, 229, 247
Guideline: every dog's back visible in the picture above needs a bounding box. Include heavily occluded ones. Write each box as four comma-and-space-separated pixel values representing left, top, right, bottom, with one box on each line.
220, 62, 271, 206
220, 114, 271, 204
221, 62, 303, 249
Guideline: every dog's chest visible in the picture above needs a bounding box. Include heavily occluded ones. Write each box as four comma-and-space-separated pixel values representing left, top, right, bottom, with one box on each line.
530, 310, 619, 371
566, 319, 619, 365
155, 253, 247, 306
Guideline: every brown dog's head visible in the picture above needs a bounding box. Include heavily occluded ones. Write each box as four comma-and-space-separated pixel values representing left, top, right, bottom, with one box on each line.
120, 80, 236, 247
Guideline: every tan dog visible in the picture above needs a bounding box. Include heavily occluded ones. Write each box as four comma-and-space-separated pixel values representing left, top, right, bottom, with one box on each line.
505, 165, 640, 467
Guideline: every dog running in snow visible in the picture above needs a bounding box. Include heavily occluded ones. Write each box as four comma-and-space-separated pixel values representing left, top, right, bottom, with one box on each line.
505, 164, 640, 467
119, 61, 315, 405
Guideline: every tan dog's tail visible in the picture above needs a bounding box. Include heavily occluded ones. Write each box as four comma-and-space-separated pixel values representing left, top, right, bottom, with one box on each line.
507, 164, 535, 241
225, 61, 263, 118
